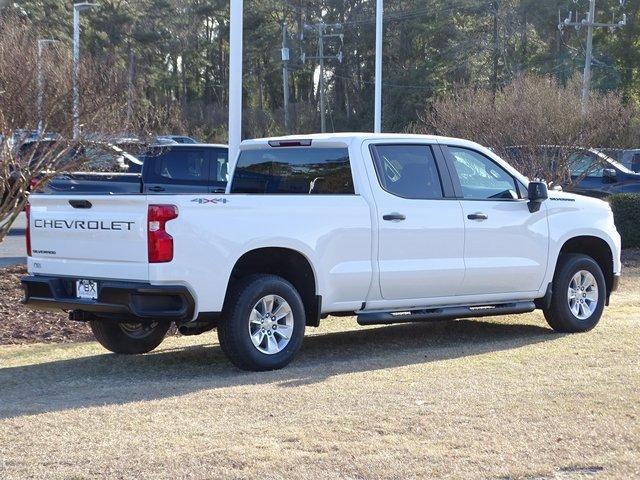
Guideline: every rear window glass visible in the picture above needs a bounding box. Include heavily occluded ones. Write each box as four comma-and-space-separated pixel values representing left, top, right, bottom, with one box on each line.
212, 149, 229, 182
230, 147, 354, 194
146, 148, 209, 183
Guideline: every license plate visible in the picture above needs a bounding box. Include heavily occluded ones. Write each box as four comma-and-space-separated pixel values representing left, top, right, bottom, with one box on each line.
76, 280, 98, 300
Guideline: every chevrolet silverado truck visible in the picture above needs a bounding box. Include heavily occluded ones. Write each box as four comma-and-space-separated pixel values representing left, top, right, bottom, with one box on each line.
22, 134, 622, 371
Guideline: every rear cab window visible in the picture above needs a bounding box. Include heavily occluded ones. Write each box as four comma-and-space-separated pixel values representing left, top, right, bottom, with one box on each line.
231, 146, 354, 194
143, 146, 228, 193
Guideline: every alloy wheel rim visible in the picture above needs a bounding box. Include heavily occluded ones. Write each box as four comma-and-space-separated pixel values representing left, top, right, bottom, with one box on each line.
248, 294, 294, 355
567, 270, 598, 320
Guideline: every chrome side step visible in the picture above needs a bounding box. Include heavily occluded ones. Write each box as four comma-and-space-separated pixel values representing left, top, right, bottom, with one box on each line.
357, 301, 536, 326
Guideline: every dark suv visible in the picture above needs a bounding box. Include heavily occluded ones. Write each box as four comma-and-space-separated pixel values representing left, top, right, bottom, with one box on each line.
505, 146, 640, 198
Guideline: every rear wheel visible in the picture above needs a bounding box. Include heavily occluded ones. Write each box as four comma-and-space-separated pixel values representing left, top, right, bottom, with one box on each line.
90, 320, 170, 354
543, 254, 606, 333
218, 274, 306, 371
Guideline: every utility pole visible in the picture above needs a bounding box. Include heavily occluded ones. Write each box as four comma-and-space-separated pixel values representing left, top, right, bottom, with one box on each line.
126, 44, 135, 131
491, 1, 499, 101
559, 0, 627, 114
301, 23, 343, 133
72, 2, 97, 140
282, 23, 290, 135
318, 23, 326, 133
36, 39, 59, 134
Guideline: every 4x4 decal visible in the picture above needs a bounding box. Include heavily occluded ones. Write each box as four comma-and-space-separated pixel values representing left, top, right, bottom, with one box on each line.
191, 198, 228, 205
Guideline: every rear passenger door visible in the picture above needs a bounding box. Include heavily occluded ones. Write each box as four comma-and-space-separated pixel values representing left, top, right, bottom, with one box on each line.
443, 145, 548, 296
370, 144, 466, 300
143, 147, 212, 194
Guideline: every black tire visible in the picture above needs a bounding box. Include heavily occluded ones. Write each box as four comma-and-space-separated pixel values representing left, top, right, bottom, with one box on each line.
90, 320, 170, 354
543, 253, 606, 333
218, 274, 306, 371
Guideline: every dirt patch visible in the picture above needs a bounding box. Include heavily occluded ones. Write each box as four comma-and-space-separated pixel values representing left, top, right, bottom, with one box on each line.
0, 266, 91, 345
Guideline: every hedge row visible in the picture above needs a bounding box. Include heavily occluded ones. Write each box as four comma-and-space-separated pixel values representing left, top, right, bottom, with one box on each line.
609, 194, 640, 249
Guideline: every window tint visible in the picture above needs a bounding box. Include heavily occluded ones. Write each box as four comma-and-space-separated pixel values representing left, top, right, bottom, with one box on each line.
372, 145, 443, 199
448, 147, 518, 200
632, 153, 640, 173
211, 149, 229, 182
231, 147, 354, 194
147, 148, 209, 183
569, 153, 603, 178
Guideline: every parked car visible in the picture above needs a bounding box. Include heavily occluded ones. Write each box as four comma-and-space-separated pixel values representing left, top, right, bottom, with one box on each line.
23, 134, 621, 371
505, 145, 640, 198
39, 143, 228, 195
599, 148, 640, 173
153, 135, 198, 145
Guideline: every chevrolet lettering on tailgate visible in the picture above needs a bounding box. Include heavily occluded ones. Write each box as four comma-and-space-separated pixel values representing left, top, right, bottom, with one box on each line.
33, 219, 135, 231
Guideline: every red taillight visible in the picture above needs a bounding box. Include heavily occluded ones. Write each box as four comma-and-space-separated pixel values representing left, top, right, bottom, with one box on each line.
29, 178, 41, 191
25, 202, 32, 257
148, 204, 178, 263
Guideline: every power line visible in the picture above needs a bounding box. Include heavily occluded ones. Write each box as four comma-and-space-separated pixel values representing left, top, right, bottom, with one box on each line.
300, 22, 343, 133
558, 0, 627, 112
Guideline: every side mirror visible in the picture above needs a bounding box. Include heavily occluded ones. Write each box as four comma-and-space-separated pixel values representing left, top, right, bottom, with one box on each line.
527, 181, 548, 213
603, 168, 617, 183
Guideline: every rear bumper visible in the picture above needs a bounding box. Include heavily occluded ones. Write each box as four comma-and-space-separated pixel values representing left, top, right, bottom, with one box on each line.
21, 275, 195, 321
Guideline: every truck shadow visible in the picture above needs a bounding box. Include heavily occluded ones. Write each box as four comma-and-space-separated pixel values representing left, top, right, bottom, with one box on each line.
0, 318, 562, 419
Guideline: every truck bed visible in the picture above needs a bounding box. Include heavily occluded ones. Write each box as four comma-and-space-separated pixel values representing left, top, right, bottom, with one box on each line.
41, 173, 142, 195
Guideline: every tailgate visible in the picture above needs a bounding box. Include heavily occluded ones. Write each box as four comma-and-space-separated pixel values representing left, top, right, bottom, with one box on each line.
28, 195, 149, 280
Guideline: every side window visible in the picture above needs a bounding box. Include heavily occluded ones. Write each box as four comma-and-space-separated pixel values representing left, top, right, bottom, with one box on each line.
632, 153, 640, 173
448, 146, 518, 200
372, 145, 443, 199
210, 149, 229, 182
569, 153, 603, 178
231, 147, 354, 194
147, 148, 209, 184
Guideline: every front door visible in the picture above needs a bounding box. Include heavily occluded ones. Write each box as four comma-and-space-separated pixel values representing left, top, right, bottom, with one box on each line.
371, 144, 466, 300
444, 145, 549, 296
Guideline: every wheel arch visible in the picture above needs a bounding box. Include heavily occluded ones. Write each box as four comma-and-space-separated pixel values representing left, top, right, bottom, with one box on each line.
225, 247, 321, 327
557, 235, 614, 300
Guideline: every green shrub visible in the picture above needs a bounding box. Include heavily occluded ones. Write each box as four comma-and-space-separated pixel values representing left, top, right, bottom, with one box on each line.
609, 194, 640, 249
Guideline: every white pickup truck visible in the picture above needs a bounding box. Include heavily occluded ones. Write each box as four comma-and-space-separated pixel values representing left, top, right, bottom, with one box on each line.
22, 134, 622, 371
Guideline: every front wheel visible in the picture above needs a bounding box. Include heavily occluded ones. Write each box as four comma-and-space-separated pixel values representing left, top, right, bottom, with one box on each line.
543, 254, 606, 333
90, 320, 171, 354
218, 274, 306, 371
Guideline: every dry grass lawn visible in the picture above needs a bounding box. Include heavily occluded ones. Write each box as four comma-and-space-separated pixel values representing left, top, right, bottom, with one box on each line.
1, 252, 639, 479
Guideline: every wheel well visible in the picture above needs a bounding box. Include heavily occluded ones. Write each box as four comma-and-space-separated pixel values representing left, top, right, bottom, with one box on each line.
560, 236, 614, 295
226, 248, 320, 327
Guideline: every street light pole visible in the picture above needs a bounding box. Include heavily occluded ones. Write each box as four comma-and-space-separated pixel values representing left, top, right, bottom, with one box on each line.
374, 0, 383, 133
228, 0, 243, 166
37, 39, 58, 134
73, 2, 97, 140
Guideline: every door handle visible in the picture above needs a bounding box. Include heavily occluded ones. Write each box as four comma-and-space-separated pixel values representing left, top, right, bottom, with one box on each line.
467, 212, 488, 221
383, 213, 406, 221
68, 199, 92, 209
148, 186, 165, 192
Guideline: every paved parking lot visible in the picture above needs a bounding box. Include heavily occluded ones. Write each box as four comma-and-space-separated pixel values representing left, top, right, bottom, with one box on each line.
0, 213, 26, 267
